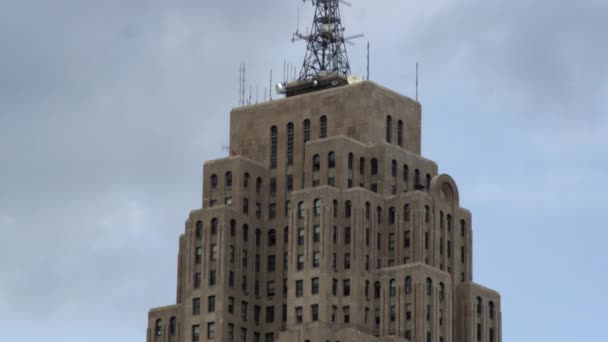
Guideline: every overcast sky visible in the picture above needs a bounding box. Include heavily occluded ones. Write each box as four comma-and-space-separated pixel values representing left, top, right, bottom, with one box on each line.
1, 0, 607, 341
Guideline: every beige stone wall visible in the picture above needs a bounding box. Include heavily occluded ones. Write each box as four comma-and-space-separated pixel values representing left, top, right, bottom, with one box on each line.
147, 82, 501, 342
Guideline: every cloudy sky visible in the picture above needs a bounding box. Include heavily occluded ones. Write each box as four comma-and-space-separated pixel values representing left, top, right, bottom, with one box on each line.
1, 0, 607, 341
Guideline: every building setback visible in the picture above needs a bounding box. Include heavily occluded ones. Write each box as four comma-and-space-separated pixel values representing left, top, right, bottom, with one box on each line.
145, 79, 502, 342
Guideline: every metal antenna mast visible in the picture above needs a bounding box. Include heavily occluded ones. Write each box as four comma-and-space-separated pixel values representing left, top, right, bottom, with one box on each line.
294, 0, 360, 80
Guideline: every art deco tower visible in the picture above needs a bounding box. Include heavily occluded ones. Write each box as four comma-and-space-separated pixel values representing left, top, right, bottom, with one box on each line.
146, 2, 502, 342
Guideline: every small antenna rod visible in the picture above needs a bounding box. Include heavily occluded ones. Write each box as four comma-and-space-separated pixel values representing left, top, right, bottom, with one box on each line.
249, 86, 252, 105
269, 69, 273, 100
242, 63, 246, 106
415, 62, 419, 101
367, 41, 370, 81
238, 64, 241, 106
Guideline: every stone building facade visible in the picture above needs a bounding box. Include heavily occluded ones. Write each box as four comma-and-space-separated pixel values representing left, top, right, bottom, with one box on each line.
146, 81, 502, 342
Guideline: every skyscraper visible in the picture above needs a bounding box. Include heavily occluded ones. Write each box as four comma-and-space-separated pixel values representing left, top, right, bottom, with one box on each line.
146, 3, 501, 342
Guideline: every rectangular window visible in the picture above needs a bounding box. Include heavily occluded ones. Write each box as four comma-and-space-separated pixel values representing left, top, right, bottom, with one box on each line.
241, 328, 247, 342
194, 272, 201, 289
297, 254, 304, 270
193, 297, 201, 315
228, 323, 234, 341
269, 203, 276, 219
297, 228, 304, 245
228, 296, 234, 314
296, 306, 303, 323
207, 322, 215, 339
313, 251, 320, 268
242, 301, 248, 321
267, 280, 275, 297
195, 247, 202, 264
243, 197, 249, 214
389, 233, 395, 250
343, 306, 350, 323
311, 304, 319, 321
207, 296, 215, 312
345, 226, 351, 244
209, 270, 216, 286
266, 306, 275, 323
313, 225, 320, 242
254, 305, 260, 324
210, 244, 217, 261
267, 254, 276, 272
296, 279, 304, 297
192, 324, 200, 342
311, 277, 319, 294
344, 253, 351, 269
343, 279, 350, 296
404, 231, 410, 248
332, 278, 338, 295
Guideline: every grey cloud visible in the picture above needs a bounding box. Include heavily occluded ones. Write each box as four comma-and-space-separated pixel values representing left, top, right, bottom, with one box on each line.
1, 0, 606, 341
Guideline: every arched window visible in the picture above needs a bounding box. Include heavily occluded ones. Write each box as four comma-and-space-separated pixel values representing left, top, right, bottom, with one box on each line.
404, 204, 410, 222
374, 281, 381, 299
169, 316, 176, 336
348, 153, 354, 170
256, 177, 263, 194
320, 115, 327, 138
414, 169, 420, 188
426, 173, 431, 191
439, 283, 445, 301
376, 206, 382, 224
328, 152, 336, 186
268, 229, 276, 247
155, 319, 162, 336
211, 218, 218, 235
425, 206, 430, 223
345, 201, 352, 218
405, 276, 412, 294
440, 212, 444, 229
270, 126, 278, 169
461, 219, 466, 237
287, 123, 294, 166
391, 160, 397, 194
365, 280, 370, 298
476, 297, 483, 315
255, 229, 262, 247
386, 115, 392, 143
333, 199, 338, 217
230, 219, 236, 236
426, 278, 433, 296
196, 221, 203, 239
365, 202, 371, 220
298, 201, 305, 218
389, 207, 395, 224
314, 199, 321, 216
397, 120, 404, 146
371, 159, 378, 175
243, 172, 250, 188
284, 226, 289, 243
489, 301, 495, 319
389, 279, 396, 297
242, 224, 249, 241
303, 119, 311, 143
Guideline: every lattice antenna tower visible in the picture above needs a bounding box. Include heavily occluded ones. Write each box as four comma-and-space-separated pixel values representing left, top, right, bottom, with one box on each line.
293, 0, 362, 81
